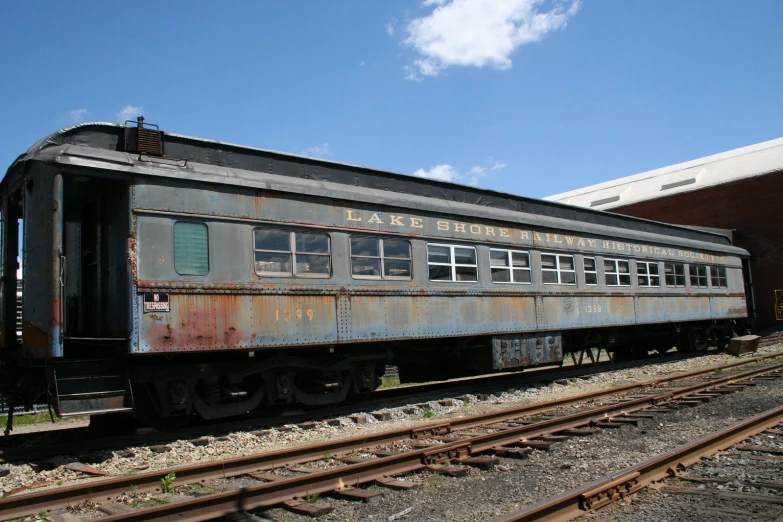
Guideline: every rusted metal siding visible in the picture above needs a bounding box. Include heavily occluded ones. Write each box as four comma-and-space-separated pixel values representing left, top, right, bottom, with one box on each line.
21, 168, 55, 358
337, 295, 537, 342
139, 294, 337, 352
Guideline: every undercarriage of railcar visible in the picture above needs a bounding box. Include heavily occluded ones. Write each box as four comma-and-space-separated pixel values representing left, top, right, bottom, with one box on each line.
0, 318, 745, 433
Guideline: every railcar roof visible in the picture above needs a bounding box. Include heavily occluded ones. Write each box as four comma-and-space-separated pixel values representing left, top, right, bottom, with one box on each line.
5, 122, 738, 249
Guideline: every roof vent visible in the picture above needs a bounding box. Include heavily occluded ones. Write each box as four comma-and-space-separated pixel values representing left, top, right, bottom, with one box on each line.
125, 116, 164, 157
589, 195, 620, 207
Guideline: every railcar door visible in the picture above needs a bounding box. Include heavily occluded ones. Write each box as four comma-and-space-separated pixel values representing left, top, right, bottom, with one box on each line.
62, 177, 130, 343
52, 174, 134, 417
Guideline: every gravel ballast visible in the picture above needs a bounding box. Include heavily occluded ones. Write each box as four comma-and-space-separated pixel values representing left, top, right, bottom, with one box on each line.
0, 345, 780, 521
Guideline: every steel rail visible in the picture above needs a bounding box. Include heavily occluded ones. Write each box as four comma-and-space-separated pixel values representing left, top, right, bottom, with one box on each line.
2, 357, 780, 522
91, 361, 783, 522
494, 404, 783, 521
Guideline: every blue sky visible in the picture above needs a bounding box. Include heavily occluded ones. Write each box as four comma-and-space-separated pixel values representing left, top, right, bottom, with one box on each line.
1, 0, 781, 198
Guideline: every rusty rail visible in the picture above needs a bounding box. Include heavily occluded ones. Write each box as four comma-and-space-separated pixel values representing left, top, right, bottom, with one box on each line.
494, 404, 783, 521
1, 356, 780, 521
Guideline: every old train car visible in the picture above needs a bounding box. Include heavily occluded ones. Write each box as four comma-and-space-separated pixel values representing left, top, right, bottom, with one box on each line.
0, 120, 751, 429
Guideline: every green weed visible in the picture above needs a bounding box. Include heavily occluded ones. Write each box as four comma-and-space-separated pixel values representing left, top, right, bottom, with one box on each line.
160, 472, 176, 494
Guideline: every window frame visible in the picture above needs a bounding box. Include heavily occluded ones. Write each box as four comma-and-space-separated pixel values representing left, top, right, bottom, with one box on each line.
488, 248, 532, 285
604, 258, 631, 287
664, 262, 686, 287
636, 261, 660, 288
540, 252, 576, 285
710, 266, 728, 288
689, 264, 709, 288
349, 236, 412, 280
426, 243, 478, 283
173, 221, 210, 276
252, 228, 331, 278
583, 256, 598, 286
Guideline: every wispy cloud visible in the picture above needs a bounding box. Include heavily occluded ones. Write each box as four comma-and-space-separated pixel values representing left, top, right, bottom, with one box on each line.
117, 104, 144, 122
412, 158, 508, 187
403, 0, 581, 79
385, 18, 397, 36
490, 161, 508, 172
303, 143, 332, 158
69, 108, 88, 122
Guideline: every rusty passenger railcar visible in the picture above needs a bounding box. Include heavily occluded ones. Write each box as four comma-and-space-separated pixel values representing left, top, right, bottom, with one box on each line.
0, 120, 752, 428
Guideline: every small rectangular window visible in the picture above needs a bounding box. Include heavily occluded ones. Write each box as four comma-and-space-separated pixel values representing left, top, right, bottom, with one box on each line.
637, 261, 660, 287
583, 257, 598, 285
350, 237, 411, 279
541, 253, 576, 285
710, 266, 727, 288
427, 244, 477, 282
689, 264, 708, 288
174, 222, 209, 275
489, 249, 531, 284
254, 229, 330, 277
664, 262, 686, 287
604, 258, 631, 286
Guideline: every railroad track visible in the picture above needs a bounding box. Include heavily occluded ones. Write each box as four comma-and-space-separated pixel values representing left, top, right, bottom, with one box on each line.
2, 352, 781, 521
495, 404, 783, 521
0, 346, 740, 463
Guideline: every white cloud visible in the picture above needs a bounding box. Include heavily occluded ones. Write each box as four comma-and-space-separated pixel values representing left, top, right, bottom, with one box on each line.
69, 109, 88, 122
413, 159, 507, 186
303, 143, 332, 157
404, 0, 580, 78
117, 105, 144, 122
412, 164, 460, 182
385, 18, 397, 36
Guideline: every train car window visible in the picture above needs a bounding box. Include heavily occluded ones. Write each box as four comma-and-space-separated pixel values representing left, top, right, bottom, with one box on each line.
427, 244, 477, 282
689, 265, 708, 288
637, 261, 660, 287
489, 249, 531, 284
174, 222, 209, 275
664, 263, 686, 287
350, 237, 412, 280
583, 257, 598, 285
541, 253, 576, 285
711, 267, 727, 288
253, 229, 330, 277
604, 259, 631, 286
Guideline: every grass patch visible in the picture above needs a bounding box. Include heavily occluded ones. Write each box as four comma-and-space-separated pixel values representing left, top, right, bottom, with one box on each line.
0, 412, 54, 427
529, 414, 543, 422
378, 375, 401, 390
420, 408, 436, 419
305, 493, 320, 504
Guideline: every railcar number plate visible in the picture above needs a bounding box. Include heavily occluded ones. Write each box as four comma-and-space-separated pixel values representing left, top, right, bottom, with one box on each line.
143, 292, 170, 312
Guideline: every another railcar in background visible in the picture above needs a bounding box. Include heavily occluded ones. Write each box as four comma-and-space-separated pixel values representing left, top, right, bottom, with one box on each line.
0, 120, 752, 429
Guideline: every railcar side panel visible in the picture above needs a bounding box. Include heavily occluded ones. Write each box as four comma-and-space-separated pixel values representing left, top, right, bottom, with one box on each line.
710, 295, 749, 319
539, 295, 636, 330
139, 294, 337, 352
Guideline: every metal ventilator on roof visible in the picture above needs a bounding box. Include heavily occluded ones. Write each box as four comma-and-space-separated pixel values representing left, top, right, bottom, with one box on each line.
125, 116, 164, 157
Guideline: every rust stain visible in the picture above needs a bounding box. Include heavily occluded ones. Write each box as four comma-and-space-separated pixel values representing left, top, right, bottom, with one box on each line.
22, 322, 49, 358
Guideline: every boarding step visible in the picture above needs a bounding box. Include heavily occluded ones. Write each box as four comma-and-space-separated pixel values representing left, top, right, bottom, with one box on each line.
53, 359, 133, 416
